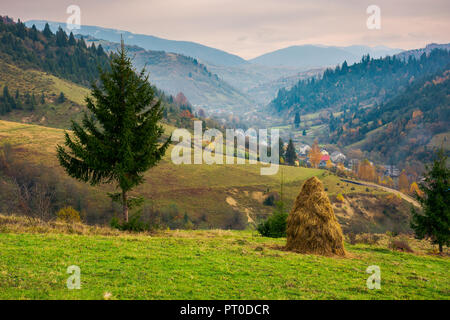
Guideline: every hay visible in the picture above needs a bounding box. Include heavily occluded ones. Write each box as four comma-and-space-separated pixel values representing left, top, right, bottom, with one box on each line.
286, 176, 346, 256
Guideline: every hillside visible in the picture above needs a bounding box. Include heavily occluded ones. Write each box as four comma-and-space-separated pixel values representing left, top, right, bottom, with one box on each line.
0, 17, 110, 87
25, 20, 247, 67
0, 18, 217, 130
85, 38, 255, 111
331, 68, 450, 165
0, 217, 448, 299
396, 43, 450, 61
0, 120, 414, 233
270, 48, 450, 116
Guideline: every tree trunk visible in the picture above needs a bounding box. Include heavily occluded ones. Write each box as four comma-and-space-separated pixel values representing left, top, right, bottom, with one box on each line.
439, 243, 443, 254
122, 191, 129, 222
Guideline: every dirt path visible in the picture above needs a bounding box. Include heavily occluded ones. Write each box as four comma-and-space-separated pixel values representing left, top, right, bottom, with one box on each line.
341, 179, 421, 208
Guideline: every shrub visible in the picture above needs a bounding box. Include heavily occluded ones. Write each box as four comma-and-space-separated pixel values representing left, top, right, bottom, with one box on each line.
358, 234, 380, 245
110, 212, 149, 232
345, 232, 380, 245
257, 211, 288, 238
389, 239, 413, 253
263, 194, 275, 206
56, 206, 81, 223
336, 193, 345, 202
347, 232, 357, 245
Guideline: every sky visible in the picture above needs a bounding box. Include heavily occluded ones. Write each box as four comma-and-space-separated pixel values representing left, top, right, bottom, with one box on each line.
1, 0, 449, 59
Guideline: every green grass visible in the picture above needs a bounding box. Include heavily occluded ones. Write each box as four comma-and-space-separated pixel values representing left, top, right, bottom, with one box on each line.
0, 230, 448, 300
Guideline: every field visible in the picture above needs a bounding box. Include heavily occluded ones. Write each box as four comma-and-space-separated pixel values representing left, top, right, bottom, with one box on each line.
0, 218, 448, 300
0, 119, 411, 231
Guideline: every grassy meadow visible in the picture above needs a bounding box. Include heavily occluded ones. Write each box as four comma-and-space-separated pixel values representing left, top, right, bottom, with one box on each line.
0, 217, 448, 300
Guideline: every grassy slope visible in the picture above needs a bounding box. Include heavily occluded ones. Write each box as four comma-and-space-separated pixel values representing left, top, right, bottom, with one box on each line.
0, 60, 91, 128
0, 60, 89, 105
0, 229, 448, 300
0, 120, 382, 225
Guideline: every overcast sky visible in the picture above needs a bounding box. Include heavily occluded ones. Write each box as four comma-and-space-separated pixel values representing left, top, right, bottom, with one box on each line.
1, 0, 449, 59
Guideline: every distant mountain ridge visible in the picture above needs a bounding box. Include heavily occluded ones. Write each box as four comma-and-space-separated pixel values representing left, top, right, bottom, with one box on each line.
25, 20, 247, 67
395, 43, 450, 60
249, 45, 403, 68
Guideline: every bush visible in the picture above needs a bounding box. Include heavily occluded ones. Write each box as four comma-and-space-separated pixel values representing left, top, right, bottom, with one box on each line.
347, 232, 357, 245
336, 193, 345, 202
257, 202, 288, 238
257, 211, 288, 238
389, 239, 413, 253
263, 194, 275, 206
358, 234, 380, 245
56, 206, 81, 223
110, 212, 150, 232
345, 232, 380, 245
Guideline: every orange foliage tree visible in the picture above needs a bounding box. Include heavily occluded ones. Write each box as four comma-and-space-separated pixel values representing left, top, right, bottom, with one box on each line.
308, 140, 322, 168
398, 170, 409, 193
358, 159, 376, 182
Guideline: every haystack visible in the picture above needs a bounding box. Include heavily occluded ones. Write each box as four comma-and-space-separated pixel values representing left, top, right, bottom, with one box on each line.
286, 176, 346, 256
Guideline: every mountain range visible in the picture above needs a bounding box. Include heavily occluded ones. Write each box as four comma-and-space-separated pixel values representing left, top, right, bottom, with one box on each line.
24, 20, 406, 111
248, 45, 403, 68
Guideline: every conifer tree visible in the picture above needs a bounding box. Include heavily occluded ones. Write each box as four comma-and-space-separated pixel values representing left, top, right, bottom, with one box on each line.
294, 112, 300, 128
68, 32, 76, 46
285, 139, 297, 165
57, 41, 170, 222
43, 23, 53, 38
411, 148, 449, 253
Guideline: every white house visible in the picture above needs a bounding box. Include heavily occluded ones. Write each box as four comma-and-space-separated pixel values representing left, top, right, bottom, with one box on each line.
330, 151, 346, 163
298, 144, 311, 155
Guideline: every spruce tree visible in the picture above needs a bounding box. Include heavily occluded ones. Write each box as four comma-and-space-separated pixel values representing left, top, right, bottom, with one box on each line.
68, 32, 76, 46
411, 148, 449, 253
285, 139, 297, 165
294, 112, 300, 128
57, 41, 170, 222
43, 23, 53, 38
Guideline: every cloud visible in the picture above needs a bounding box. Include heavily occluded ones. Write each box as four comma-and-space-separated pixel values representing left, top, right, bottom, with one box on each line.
1, 0, 449, 59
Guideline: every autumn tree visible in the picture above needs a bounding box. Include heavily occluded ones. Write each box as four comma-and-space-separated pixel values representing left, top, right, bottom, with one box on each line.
326, 160, 333, 169
57, 42, 170, 222
398, 170, 409, 193
410, 182, 423, 197
358, 159, 376, 182
308, 140, 322, 168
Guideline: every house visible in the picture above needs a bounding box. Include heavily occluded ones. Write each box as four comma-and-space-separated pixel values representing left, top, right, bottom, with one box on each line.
383, 165, 400, 177
298, 144, 311, 156
330, 151, 346, 163
348, 159, 359, 171
319, 155, 331, 168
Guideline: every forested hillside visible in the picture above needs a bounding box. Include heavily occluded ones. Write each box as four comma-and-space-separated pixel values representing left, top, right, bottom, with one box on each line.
270, 49, 450, 115
0, 16, 219, 130
330, 68, 450, 165
0, 16, 109, 86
